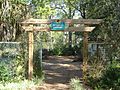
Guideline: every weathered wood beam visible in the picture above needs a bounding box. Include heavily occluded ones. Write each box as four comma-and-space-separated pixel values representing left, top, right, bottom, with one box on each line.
22, 26, 95, 32
89, 42, 105, 44
0, 42, 21, 44
20, 19, 102, 25
20, 19, 71, 24
84, 27, 95, 32
72, 19, 102, 24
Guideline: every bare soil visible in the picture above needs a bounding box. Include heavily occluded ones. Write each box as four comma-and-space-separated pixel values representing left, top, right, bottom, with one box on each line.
39, 56, 83, 90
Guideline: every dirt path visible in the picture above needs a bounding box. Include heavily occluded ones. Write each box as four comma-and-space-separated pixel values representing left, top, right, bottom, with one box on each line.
40, 56, 83, 90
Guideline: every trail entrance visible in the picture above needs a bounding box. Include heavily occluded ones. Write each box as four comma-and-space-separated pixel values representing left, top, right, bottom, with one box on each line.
42, 56, 82, 90
20, 18, 102, 84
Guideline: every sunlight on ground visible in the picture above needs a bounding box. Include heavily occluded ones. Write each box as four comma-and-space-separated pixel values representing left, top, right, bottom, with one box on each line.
58, 63, 71, 67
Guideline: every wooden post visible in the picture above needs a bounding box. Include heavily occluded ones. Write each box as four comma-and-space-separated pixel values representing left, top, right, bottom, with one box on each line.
28, 31, 34, 80
83, 32, 88, 83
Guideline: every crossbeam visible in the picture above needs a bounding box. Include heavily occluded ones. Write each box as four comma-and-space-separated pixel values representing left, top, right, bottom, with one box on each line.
22, 26, 95, 32
20, 18, 102, 25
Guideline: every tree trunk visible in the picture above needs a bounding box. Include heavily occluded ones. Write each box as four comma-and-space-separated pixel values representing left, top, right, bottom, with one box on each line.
68, 4, 72, 48
69, 32, 72, 48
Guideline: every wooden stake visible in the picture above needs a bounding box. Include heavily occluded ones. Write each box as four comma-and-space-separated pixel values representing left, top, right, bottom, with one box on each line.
28, 31, 34, 80
83, 32, 88, 83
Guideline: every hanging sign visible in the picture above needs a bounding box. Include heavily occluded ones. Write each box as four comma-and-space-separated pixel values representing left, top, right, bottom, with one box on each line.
50, 20, 65, 30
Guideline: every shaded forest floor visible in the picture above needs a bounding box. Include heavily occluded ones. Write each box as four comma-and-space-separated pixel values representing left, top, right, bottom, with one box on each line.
39, 56, 83, 90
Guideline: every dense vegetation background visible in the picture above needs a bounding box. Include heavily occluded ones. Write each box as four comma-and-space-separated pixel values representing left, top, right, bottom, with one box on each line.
0, 0, 120, 89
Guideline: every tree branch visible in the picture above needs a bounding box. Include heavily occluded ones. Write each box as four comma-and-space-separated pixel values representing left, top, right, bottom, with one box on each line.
69, 1, 84, 18
55, 6, 68, 17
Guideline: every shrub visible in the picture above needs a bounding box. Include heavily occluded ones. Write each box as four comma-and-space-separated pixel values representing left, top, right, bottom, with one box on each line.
33, 49, 44, 78
0, 62, 10, 82
0, 54, 25, 83
70, 78, 85, 90
98, 62, 120, 89
87, 61, 120, 90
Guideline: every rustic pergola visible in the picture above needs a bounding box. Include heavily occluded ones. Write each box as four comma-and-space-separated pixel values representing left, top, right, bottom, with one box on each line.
20, 18, 102, 82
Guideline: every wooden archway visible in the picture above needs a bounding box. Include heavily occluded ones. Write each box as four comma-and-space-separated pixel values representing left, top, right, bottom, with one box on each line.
20, 18, 102, 82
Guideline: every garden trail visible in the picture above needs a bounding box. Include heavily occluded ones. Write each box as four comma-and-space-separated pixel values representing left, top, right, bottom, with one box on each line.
39, 56, 83, 90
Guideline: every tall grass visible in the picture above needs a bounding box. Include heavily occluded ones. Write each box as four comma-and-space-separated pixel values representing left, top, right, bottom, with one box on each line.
70, 78, 85, 90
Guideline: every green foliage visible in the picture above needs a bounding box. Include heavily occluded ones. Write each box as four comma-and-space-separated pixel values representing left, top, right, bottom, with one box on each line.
33, 49, 43, 78
87, 61, 120, 90
70, 78, 85, 90
98, 61, 120, 89
33, 33, 43, 78
0, 80, 41, 90
88, 56, 106, 79
87, 0, 120, 61
0, 43, 26, 83
0, 55, 25, 83
0, 62, 10, 82
0, 0, 29, 41
36, 4, 55, 18
51, 42, 64, 55
0, 41, 44, 87
50, 44, 81, 56
31, 0, 55, 18
50, 46, 63, 56
62, 47, 75, 56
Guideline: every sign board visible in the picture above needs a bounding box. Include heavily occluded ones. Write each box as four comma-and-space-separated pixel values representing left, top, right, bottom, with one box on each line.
50, 20, 65, 30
